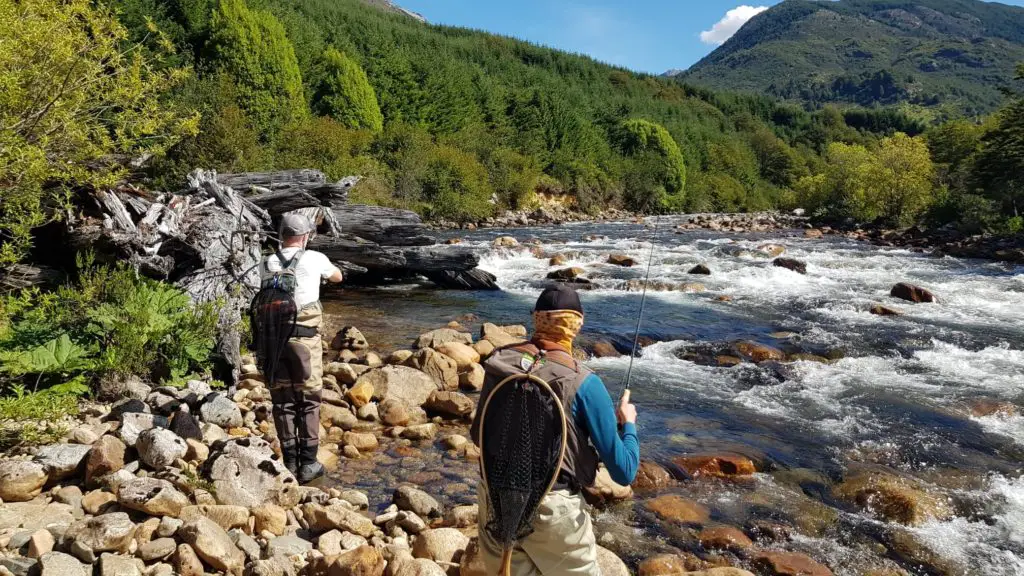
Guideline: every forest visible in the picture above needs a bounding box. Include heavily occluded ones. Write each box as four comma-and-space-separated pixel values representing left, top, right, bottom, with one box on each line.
2, 0, 1023, 267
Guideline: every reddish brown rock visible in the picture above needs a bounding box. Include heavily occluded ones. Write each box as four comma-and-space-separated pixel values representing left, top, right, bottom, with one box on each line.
591, 341, 620, 358
890, 283, 936, 303
753, 551, 833, 576
673, 454, 756, 478
86, 435, 126, 486
698, 525, 754, 551
608, 254, 637, 267
631, 461, 674, 492
637, 553, 708, 576
870, 304, 903, 317
547, 267, 589, 282
715, 355, 743, 367
644, 495, 710, 524
804, 229, 824, 239
731, 341, 784, 363
834, 471, 952, 526
966, 398, 1019, 418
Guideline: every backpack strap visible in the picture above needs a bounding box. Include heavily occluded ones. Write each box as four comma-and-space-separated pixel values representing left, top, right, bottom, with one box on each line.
510, 342, 578, 372
276, 248, 305, 271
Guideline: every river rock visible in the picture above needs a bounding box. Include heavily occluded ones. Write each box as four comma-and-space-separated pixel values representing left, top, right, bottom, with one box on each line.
416, 329, 473, 349
834, 471, 952, 525
332, 545, 386, 576
870, 304, 903, 317
81, 490, 117, 515
590, 341, 620, 358
86, 435, 126, 486
731, 341, 784, 363
493, 237, 518, 248
434, 342, 480, 370
632, 460, 674, 491
333, 326, 369, 351
266, 534, 312, 559
252, 504, 287, 536
173, 544, 203, 576
391, 555, 447, 576
547, 267, 588, 282
608, 254, 637, 267
136, 428, 187, 471
301, 502, 375, 537
672, 454, 756, 478
402, 423, 437, 441
596, 547, 629, 576
118, 412, 156, 447
412, 528, 469, 565
0, 460, 47, 502
199, 395, 243, 429
178, 516, 245, 575
472, 340, 495, 358
117, 478, 188, 517
698, 525, 753, 551
379, 398, 412, 426
688, 264, 711, 275
328, 362, 369, 386
549, 254, 568, 266
357, 366, 437, 408
199, 437, 300, 509
407, 348, 459, 391
344, 432, 379, 452
395, 486, 442, 518
33, 444, 91, 481
138, 538, 177, 562
445, 505, 478, 529
347, 381, 375, 408
772, 258, 807, 274
38, 552, 87, 576
27, 528, 54, 558
169, 411, 202, 441
66, 513, 135, 561
424, 391, 473, 419
644, 495, 710, 524
109, 398, 148, 421
459, 363, 485, 391
98, 553, 144, 576
753, 551, 833, 576
180, 505, 249, 531
890, 283, 936, 303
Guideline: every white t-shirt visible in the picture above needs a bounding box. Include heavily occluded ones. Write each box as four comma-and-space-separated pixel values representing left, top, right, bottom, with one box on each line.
262, 248, 340, 309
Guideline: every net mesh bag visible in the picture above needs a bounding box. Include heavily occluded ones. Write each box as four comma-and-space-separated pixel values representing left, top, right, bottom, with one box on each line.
248, 287, 298, 387
480, 375, 567, 570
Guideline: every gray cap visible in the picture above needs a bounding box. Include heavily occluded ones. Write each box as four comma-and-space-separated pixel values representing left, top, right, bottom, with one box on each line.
280, 214, 314, 237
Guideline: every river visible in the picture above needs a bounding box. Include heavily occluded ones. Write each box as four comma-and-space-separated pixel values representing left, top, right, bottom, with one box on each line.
323, 217, 1024, 576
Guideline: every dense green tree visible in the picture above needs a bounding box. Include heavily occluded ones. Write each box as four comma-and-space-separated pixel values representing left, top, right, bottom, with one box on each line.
420, 146, 494, 223
614, 119, 687, 210
314, 48, 384, 132
972, 74, 1024, 218
863, 133, 937, 226
207, 0, 305, 135
0, 0, 197, 265
749, 129, 806, 188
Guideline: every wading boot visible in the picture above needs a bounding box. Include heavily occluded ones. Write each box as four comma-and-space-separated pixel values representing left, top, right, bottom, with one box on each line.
297, 444, 325, 484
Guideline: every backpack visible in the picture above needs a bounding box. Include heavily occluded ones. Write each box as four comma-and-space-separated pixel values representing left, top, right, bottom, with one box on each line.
249, 249, 304, 386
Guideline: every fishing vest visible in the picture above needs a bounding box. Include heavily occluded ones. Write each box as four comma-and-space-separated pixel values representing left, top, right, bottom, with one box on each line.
482, 343, 600, 490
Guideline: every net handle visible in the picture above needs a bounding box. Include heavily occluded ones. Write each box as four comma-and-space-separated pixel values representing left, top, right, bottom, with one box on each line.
477, 372, 569, 524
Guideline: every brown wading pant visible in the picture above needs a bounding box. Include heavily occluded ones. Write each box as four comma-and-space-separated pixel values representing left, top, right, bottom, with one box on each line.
269, 306, 324, 466
477, 482, 601, 576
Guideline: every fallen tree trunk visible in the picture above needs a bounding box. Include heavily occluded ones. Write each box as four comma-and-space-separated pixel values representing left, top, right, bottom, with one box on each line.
331, 205, 433, 246
0, 264, 65, 291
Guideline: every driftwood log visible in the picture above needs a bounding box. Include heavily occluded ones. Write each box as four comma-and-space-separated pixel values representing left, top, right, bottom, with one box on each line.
66, 168, 498, 383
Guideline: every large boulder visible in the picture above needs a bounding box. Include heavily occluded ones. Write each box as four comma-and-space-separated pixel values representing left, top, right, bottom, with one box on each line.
424, 391, 473, 419
199, 394, 243, 429
546, 267, 588, 282
672, 454, 757, 479
85, 435, 126, 486
480, 324, 524, 349
407, 348, 458, 391
0, 460, 48, 502
434, 342, 480, 371
65, 513, 135, 562
394, 485, 442, 518
415, 329, 472, 349
178, 516, 245, 575
688, 264, 711, 275
136, 428, 188, 471
34, 444, 92, 481
772, 257, 807, 274
890, 282, 936, 303
834, 470, 952, 526
412, 528, 469, 565
117, 478, 188, 517
357, 366, 437, 408
199, 437, 300, 509
301, 502, 375, 537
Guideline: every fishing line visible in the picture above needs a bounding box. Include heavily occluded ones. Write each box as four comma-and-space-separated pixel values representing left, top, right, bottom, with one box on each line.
623, 213, 661, 392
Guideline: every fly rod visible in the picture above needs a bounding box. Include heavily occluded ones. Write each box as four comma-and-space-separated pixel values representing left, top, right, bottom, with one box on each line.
622, 213, 662, 402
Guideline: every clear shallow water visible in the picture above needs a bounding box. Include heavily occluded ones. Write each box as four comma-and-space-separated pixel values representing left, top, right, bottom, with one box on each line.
324, 218, 1024, 575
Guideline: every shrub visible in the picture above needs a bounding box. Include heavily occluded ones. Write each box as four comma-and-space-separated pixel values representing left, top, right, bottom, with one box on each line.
420, 146, 495, 223
485, 148, 541, 210
314, 47, 384, 132
614, 119, 687, 210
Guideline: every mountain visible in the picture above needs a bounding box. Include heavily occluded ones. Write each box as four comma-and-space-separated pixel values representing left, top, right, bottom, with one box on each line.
359, 0, 425, 23
682, 0, 1024, 117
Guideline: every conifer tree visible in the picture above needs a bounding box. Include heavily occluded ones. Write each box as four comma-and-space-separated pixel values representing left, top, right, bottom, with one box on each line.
315, 47, 384, 132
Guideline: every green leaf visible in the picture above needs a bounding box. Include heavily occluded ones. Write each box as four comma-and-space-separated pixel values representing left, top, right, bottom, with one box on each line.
25, 334, 93, 375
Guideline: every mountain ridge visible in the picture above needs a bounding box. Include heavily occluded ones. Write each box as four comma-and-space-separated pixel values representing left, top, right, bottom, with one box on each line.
682, 0, 1024, 117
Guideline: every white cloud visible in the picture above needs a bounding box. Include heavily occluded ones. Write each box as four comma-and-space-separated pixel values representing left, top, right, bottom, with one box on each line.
700, 5, 769, 46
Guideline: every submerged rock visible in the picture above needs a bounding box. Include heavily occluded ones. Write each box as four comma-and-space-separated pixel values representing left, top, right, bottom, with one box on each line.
688, 264, 711, 275
772, 257, 807, 275
644, 495, 710, 524
631, 460, 674, 492
672, 454, 757, 478
834, 470, 952, 526
753, 551, 833, 576
890, 282, 936, 303
731, 341, 785, 363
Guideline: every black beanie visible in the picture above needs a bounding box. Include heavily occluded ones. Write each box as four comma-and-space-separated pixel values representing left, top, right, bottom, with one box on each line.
534, 284, 584, 314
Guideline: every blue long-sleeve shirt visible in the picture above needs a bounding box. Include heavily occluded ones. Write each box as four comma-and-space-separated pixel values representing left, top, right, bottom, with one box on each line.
572, 373, 640, 486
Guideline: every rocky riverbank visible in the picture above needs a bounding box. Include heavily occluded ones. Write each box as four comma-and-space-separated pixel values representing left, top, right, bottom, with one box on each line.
0, 317, 870, 576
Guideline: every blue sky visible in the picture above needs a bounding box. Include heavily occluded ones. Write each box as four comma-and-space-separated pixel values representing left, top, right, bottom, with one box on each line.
398, 0, 1024, 74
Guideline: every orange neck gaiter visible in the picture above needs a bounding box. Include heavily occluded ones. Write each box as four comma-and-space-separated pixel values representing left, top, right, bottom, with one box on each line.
532, 309, 584, 354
